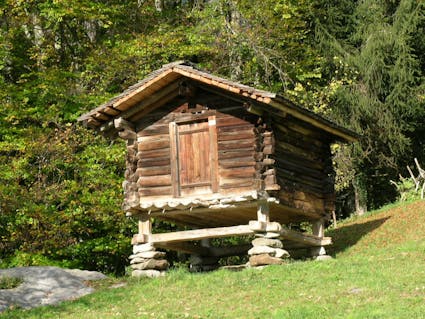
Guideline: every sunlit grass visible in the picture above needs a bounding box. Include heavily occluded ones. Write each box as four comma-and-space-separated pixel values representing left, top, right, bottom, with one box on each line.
1, 200, 424, 318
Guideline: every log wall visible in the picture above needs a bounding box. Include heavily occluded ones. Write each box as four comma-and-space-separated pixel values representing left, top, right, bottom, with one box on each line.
271, 116, 335, 216
130, 103, 265, 204
121, 99, 335, 220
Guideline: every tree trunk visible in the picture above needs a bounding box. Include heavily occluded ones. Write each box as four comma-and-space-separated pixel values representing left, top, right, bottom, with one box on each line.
353, 175, 367, 215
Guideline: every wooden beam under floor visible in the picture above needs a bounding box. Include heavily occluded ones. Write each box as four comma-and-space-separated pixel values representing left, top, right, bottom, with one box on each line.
148, 225, 254, 244
132, 222, 330, 248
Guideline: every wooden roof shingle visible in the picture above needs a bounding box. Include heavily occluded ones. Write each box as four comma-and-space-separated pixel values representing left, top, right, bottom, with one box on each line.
78, 61, 358, 142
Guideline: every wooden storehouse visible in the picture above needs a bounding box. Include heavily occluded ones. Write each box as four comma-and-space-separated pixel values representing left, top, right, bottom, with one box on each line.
78, 61, 357, 276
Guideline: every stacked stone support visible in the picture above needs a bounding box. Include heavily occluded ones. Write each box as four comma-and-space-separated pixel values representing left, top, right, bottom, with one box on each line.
248, 201, 290, 267
130, 243, 169, 278
248, 232, 290, 267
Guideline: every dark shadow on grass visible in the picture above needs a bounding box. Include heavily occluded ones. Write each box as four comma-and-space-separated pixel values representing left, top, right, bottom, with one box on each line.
325, 216, 391, 256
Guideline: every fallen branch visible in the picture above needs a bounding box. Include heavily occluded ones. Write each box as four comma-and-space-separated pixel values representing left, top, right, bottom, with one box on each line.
407, 158, 425, 199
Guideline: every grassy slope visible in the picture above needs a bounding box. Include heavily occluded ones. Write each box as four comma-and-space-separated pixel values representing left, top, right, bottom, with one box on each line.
2, 201, 425, 319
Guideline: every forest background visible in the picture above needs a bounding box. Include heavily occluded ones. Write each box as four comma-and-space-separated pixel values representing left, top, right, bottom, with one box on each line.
0, 0, 424, 274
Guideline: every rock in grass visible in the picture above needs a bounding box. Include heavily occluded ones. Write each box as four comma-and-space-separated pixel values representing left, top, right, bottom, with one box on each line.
315, 255, 333, 261
130, 251, 166, 260
249, 254, 283, 267
132, 270, 165, 278
132, 243, 155, 254
130, 257, 149, 264
274, 248, 290, 258
264, 232, 281, 238
252, 238, 283, 248
131, 259, 169, 271
248, 245, 276, 256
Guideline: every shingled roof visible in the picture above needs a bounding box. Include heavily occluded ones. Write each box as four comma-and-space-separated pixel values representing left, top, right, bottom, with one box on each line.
78, 61, 358, 142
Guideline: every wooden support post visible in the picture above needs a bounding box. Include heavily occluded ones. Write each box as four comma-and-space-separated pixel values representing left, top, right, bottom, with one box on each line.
138, 215, 152, 236
312, 219, 325, 238
257, 201, 270, 223
134, 215, 152, 244
311, 218, 331, 260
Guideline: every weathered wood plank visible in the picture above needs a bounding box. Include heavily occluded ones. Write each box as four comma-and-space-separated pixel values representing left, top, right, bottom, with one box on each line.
219, 179, 255, 189
138, 124, 170, 136
137, 133, 169, 142
275, 157, 327, 180
137, 148, 170, 159
219, 157, 256, 168
137, 174, 172, 187
273, 122, 325, 152
139, 186, 172, 197
148, 225, 255, 244
138, 156, 170, 168
220, 167, 256, 178
169, 122, 180, 197
138, 137, 170, 151
218, 149, 255, 160
248, 221, 331, 246
281, 228, 331, 246
216, 116, 252, 128
218, 129, 255, 141
217, 124, 254, 133
218, 139, 255, 150
137, 165, 171, 176
209, 116, 219, 193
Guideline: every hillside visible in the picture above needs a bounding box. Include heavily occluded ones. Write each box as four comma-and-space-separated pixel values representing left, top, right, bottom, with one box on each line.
1, 200, 424, 319
1, 1, 424, 274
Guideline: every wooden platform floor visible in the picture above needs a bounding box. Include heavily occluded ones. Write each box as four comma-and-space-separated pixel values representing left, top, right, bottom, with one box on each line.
139, 201, 325, 228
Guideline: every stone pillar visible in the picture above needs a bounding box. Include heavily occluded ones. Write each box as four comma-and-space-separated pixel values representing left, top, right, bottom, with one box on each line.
248, 202, 290, 267
130, 243, 169, 277
130, 215, 169, 277
311, 219, 332, 261
248, 232, 290, 267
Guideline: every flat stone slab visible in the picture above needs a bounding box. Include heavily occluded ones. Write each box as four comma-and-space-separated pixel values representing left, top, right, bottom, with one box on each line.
0, 266, 106, 312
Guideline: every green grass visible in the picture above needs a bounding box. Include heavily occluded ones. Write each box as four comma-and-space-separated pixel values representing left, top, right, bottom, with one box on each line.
2, 201, 425, 318
0, 276, 23, 290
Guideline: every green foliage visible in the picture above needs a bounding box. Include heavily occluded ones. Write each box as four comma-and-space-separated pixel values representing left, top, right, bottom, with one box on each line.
318, 0, 425, 210
392, 178, 422, 202
1, 0, 424, 274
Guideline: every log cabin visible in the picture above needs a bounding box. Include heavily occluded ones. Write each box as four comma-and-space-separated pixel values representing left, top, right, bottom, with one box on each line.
78, 61, 358, 276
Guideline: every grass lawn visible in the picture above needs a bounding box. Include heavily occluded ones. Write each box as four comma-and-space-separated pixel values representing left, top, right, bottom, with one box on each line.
1, 201, 424, 318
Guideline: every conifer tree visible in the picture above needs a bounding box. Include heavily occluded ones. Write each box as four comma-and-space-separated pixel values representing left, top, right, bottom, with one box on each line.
318, 0, 425, 211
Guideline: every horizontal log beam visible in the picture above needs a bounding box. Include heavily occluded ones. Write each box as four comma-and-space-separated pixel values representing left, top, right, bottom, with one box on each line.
148, 225, 254, 244
134, 221, 330, 248
281, 228, 331, 247
248, 220, 331, 246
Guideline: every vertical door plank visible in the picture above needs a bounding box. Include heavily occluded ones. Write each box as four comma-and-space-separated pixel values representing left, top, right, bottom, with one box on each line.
209, 116, 219, 193
169, 122, 180, 197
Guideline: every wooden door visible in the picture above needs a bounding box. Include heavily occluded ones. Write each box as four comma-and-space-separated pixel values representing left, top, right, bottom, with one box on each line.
170, 117, 218, 197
